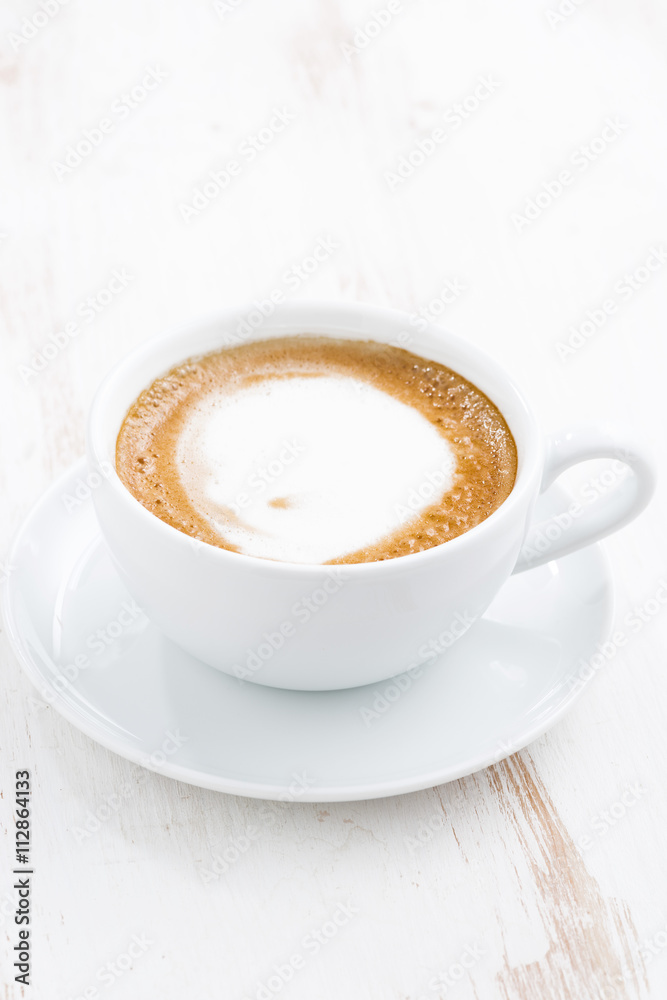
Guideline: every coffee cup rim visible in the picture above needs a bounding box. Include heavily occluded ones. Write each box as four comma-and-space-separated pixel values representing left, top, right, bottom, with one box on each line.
87, 300, 543, 576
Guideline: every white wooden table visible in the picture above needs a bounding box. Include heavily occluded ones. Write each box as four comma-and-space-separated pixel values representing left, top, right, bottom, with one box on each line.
1, 1, 666, 997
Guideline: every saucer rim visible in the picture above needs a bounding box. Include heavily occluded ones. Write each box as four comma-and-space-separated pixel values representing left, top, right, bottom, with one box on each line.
2, 459, 615, 802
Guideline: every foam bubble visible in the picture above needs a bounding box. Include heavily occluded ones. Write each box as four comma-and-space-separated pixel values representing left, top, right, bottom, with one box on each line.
176, 375, 456, 563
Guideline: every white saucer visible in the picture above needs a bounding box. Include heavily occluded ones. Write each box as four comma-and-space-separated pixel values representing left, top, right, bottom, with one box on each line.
3, 460, 614, 803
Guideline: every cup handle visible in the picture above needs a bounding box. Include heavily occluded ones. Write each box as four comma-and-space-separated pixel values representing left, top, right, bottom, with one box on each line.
512, 426, 656, 573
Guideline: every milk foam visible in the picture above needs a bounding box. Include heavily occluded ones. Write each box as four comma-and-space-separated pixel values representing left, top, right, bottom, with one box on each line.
176, 375, 456, 564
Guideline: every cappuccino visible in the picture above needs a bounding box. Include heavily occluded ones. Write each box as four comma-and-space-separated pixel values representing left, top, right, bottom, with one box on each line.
116, 336, 517, 564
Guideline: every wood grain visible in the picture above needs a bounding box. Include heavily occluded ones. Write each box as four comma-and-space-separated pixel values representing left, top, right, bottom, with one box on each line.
1, 0, 666, 997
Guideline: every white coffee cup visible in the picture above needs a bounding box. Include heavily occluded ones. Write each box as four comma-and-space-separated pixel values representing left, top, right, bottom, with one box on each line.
87, 302, 655, 691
